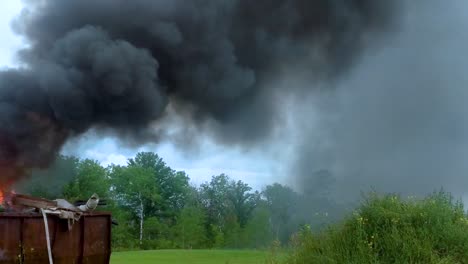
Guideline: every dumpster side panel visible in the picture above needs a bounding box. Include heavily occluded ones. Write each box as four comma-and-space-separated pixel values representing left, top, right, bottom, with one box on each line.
52, 218, 82, 264
0, 213, 111, 264
23, 216, 57, 263
82, 215, 111, 264
0, 218, 21, 264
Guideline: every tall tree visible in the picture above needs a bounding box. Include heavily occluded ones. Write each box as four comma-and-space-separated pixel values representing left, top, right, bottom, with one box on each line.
227, 180, 259, 228
173, 205, 207, 249
263, 183, 299, 243
200, 174, 231, 246
109, 164, 161, 244
200, 174, 230, 227
200, 174, 260, 247
129, 152, 190, 218
244, 202, 274, 248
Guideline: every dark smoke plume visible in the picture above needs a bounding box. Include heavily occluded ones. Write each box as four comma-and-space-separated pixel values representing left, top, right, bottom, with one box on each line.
291, 0, 468, 200
0, 0, 397, 185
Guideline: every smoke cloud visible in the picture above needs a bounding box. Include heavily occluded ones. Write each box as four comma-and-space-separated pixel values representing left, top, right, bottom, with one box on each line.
292, 0, 468, 199
0, 0, 398, 185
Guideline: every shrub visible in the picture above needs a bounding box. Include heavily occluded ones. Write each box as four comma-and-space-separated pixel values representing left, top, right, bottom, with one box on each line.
285, 191, 468, 264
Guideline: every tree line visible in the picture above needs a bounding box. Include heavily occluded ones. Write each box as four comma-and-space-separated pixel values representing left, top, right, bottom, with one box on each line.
18, 152, 346, 250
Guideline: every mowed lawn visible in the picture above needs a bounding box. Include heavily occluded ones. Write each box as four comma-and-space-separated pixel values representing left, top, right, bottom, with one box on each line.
111, 249, 271, 264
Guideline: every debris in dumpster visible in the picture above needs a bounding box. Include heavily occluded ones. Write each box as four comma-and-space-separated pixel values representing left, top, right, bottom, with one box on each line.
74, 198, 107, 206
2, 192, 104, 221
78, 193, 100, 212
12, 193, 57, 208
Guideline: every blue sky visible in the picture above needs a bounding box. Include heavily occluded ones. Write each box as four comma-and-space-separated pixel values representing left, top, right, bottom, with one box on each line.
0, 1, 283, 190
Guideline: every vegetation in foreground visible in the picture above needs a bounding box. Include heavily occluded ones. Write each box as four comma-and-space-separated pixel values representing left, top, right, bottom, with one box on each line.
111, 249, 271, 264
285, 191, 468, 264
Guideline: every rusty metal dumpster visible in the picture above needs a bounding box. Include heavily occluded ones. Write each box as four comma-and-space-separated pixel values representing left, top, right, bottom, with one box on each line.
0, 212, 112, 264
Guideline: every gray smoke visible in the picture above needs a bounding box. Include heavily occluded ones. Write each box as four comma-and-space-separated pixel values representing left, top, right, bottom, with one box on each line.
293, 0, 468, 200
0, 0, 398, 184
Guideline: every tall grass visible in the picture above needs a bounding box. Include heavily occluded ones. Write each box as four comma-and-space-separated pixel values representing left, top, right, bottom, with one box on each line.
285, 191, 468, 264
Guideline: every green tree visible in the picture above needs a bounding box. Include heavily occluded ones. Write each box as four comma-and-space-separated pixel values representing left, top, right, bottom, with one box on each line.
142, 217, 173, 249
263, 183, 299, 243
129, 152, 190, 218
109, 164, 161, 245
109, 153, 191, 249
200, 174, 260, 248
227, 180, 259, 228
200, 174, 231, 246
200, 174, 231, 225
244, 202, 274, 248
223, 213, 243, 248
173, 205, 207, 249
62, 159, 109, 201
111, 206, 137, 249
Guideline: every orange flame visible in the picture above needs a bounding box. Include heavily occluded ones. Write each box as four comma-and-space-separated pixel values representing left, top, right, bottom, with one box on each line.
0, 183, 15, 207
0, 189, 17, 209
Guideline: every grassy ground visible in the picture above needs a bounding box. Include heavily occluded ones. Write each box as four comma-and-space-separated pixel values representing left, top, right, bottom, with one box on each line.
111, 249, 271, 264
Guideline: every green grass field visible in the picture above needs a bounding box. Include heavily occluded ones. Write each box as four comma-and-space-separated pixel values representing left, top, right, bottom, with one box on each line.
111, 250, 272, 264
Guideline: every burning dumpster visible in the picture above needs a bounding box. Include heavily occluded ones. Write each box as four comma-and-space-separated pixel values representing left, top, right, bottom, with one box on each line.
0, 193, 111, 264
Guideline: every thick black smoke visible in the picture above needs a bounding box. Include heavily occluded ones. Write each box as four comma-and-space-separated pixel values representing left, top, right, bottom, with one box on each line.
0, 0, 397, 184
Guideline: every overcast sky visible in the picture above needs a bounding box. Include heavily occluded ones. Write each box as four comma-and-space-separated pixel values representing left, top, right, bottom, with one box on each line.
0, 1, 282, 190
0, 1, 23, 67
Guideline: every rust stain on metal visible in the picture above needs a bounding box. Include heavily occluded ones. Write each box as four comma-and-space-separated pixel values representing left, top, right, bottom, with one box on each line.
0, 212, 111, 264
